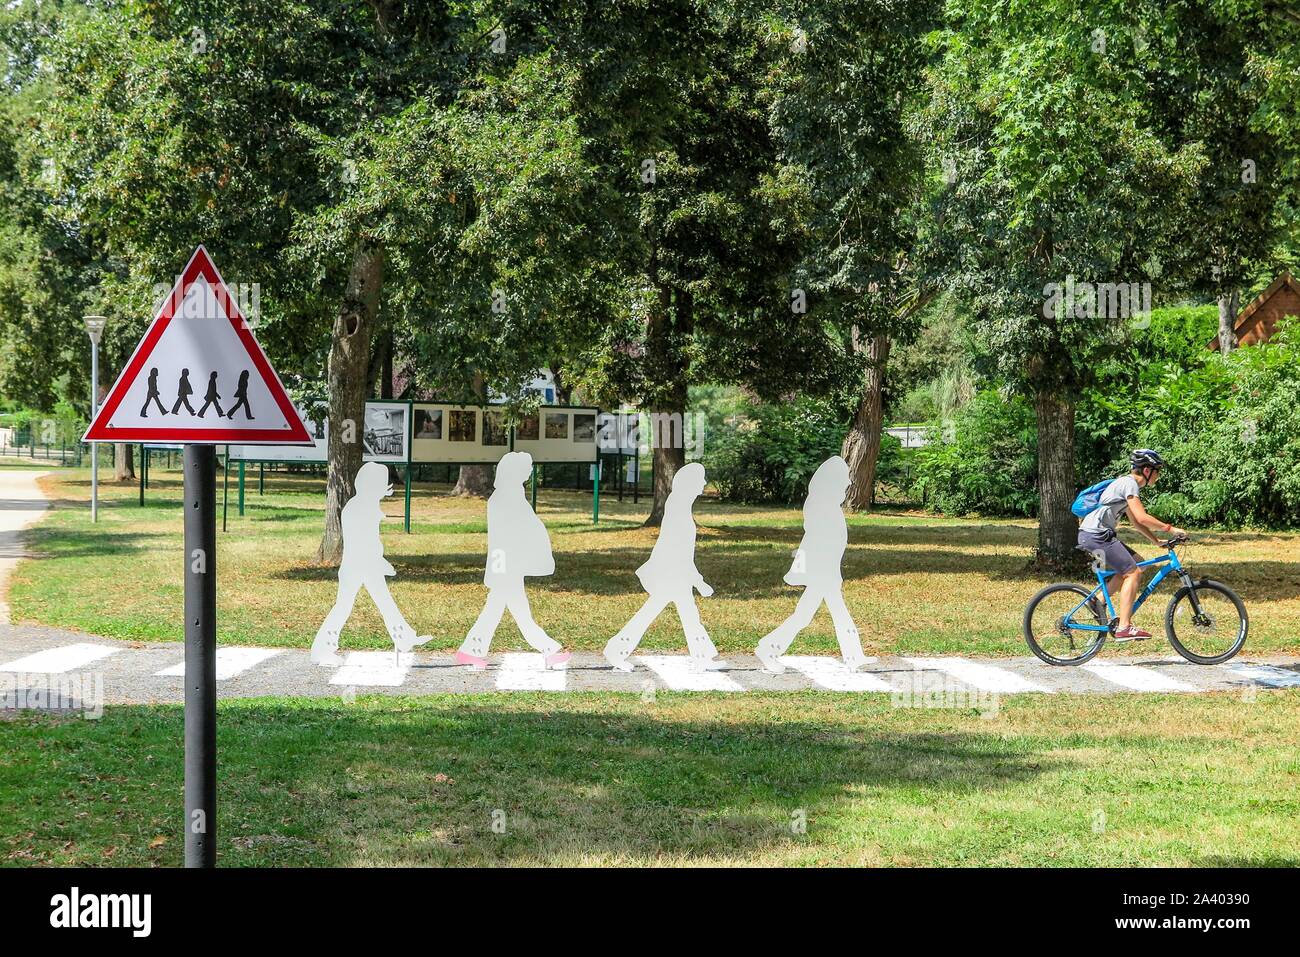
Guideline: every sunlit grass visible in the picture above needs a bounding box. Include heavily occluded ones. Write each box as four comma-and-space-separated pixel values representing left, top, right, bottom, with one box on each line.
2, 691, 1296, 867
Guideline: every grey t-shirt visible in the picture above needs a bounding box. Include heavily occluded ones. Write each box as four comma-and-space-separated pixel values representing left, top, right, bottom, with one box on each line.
1079, 475, 1141, 534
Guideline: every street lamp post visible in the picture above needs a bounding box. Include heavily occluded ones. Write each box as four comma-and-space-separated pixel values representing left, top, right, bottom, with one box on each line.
84, 316, 107, 522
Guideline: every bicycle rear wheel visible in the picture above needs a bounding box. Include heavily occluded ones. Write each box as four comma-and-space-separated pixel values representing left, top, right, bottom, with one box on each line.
1166, 580, 1248, 664
1023, 583, 1107, 665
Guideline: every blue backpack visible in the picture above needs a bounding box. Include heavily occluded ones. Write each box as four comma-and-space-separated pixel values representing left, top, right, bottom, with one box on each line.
1071, 479, 1113, 519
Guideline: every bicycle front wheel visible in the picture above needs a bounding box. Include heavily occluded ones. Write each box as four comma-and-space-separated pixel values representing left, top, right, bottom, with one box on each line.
1166, 580, 1248, 665
1024, 583, 1107, 665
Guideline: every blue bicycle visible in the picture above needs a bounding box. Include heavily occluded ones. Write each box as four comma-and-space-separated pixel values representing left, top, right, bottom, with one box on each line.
1023, 536, 1248, 666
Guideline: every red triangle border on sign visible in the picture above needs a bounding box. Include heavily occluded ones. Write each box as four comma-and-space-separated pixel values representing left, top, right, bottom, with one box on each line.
83, 246, 313, 445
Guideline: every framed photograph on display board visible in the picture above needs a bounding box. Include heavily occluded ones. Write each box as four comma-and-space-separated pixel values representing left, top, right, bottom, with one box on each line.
361, 401, 411, 463
414, 407, 442, 441
515, 405, 600, 463
516, 413, 540, 441
483, 410, 509, 447
411, 403, 504, 464
454, 410, 479, 442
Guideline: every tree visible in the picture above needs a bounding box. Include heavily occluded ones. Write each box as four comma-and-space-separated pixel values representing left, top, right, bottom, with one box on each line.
765, 0, 940, 510
922, 0, 1204, 567
1141, 2, 1293, 356
39, 1, 606, 559
562, 1, 857, 524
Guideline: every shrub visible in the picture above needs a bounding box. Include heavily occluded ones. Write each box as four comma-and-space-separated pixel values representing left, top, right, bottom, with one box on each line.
705, 396, 847, 504
1128, 329, 1300, 528
910, 389, 1039, 516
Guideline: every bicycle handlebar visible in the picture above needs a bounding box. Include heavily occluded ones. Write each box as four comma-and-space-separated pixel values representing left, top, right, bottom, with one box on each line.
1162, 535, 1189, 548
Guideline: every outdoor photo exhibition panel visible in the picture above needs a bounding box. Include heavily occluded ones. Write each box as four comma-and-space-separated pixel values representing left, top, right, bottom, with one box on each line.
411, 402, 508, 465
512, 405, 600, 463
229, 401, 408, 465
410, 402, 600, 465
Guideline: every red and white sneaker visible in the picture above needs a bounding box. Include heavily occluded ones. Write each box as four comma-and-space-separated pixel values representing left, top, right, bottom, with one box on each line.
1113, 625, 1152, 640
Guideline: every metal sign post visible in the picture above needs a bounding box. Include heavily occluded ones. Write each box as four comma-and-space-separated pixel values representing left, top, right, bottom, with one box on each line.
183, 445, 217, 867
84, 316, 106, 521
83, 246, 312, 868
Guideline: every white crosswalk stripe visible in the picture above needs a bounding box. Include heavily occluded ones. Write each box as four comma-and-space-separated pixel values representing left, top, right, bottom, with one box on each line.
637, 655, 745, 691
1222, 663, 1300, 688
902, 657, 1053, 694
328, 651, 413, 687
496, 653, 566, 690
1082, 662, 1196, 692
780, 656, 893, 691
154, 647, 283, 680
0, 643, 118, 674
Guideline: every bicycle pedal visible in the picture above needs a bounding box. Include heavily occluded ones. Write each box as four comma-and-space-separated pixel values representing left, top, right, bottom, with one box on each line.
1113, 634, 1152, 644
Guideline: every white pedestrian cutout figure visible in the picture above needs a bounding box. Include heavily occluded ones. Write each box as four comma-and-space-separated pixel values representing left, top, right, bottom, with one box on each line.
310, 462, 430, 666
455, 451, 572, 670
755, 456, 870, 674
604, 462, 726, 673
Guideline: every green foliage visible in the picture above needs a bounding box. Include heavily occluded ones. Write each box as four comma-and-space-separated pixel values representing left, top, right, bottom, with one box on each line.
913, 317, 1300, 528
910, 390, 1038, 517
1127, 327, 1300, 527
704, 396, 847, 504
0, 399, 85, 445
1076, 303, 1219, 476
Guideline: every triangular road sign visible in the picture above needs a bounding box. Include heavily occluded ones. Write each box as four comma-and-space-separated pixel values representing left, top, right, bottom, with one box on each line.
84, 246, 313, 445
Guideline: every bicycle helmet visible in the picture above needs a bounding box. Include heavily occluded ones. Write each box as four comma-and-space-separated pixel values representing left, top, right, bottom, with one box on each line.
1130, 448, 1166, 471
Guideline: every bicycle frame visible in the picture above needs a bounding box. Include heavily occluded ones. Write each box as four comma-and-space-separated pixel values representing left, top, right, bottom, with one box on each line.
1066, 546, 1193, 633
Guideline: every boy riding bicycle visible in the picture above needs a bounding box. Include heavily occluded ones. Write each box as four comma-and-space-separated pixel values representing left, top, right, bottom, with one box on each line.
1077, 449, 1186, 639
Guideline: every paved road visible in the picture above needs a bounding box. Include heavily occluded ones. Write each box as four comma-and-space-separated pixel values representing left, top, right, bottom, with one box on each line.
0, 468, 48, 625
3, 623, 1298, 704
1, 467, 1297, 704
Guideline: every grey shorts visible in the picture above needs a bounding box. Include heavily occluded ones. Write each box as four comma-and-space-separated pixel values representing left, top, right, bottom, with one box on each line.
1078, 528, 1138, 575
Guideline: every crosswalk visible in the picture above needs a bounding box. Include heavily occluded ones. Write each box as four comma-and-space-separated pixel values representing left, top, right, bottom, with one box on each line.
0, 642, 118, 674
638, 655, 746, 692
902, 656, 1054, 694
781, 656, 894, 692
0, 638, 1297, 698
497, 653, 566, 691
1082, 661, 1195, 692
154, 647, 283, 680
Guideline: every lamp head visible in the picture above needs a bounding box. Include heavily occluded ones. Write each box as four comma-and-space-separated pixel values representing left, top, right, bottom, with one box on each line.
83, 315, 107, 344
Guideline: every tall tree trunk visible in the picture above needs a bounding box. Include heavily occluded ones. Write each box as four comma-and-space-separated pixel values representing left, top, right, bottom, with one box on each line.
1216, 289, 1240, 356
841, 334, 891, 510
113, 443, 134, 481
1033, 386, 1077, 570
377, 327, 394, 400
643, 287, 690, 526
452, 371, 493, 497
102, 379, 135, 481
316, 240, 385, 565
452, 464, 493, 497
647, 400, 687, 526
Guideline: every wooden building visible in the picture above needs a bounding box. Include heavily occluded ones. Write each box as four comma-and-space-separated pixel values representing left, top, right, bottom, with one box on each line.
1206, 272, 1300, 349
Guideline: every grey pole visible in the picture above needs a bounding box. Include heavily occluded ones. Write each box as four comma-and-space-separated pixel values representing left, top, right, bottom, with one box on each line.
183, 444, 217, 867
84, 316, 106, 522
89, 340, 98, 522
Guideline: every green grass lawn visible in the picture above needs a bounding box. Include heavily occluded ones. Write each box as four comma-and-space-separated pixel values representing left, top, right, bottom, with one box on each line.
12, 466, 1300, 657
3, 691, 1297, 866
